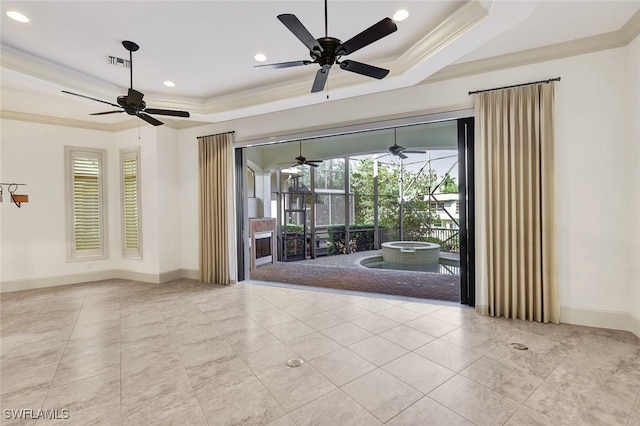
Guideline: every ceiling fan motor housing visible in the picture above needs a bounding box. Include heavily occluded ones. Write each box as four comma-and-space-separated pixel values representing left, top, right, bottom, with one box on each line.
312, 37, 342, 66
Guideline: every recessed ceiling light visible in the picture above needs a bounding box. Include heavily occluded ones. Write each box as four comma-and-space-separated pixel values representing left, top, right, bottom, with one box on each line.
254, 53, 267, 62
7, 11, 30, 23
393, 9, 409, 22
163, 81, 176, 87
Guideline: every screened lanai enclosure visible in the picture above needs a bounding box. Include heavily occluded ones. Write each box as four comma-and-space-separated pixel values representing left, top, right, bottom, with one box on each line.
241, 118, 474, 303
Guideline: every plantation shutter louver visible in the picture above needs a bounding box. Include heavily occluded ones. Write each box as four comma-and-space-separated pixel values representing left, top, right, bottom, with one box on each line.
66, 147, 108, 261
73, 157, 101, 251
121, 149, 141, 258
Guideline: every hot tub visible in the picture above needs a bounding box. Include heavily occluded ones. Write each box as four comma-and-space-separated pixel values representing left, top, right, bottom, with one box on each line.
381, 241, 440, 265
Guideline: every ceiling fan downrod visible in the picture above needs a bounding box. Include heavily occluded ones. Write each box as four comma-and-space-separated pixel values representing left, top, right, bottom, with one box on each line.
122, 40, 139, 90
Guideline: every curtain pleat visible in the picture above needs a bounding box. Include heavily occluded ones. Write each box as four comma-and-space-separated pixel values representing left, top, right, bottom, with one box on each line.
198, 132, 234, 285
475, 83, 559, 324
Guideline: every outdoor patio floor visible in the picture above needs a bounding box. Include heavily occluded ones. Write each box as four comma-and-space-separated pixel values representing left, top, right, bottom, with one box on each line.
249, 250, 460, 302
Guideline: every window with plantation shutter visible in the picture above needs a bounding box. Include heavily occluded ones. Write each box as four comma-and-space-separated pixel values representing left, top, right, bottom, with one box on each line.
65, 147, 108, 261
121, 148, 142, 258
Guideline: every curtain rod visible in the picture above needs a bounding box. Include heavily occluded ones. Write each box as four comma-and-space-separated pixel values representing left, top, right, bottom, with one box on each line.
468, 77, 561, 95
197, 130, 235, 139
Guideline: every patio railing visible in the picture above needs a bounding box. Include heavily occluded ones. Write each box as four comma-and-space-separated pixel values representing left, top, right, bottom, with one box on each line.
322, 225, 460, 255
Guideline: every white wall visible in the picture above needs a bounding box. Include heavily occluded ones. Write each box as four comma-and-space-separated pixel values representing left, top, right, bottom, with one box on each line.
0, 121, 116, 287
0, 121, 186, 290
156, 126, 182, 274
178, 130, 199, 273
114, 126, 162, 277
629, 34, 640, 335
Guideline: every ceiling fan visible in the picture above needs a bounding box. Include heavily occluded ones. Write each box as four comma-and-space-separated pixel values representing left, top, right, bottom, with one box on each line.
387, 128, 426, 159
282, 141, 324, 168
256, 0, 397, 93
62, 41, 190, 126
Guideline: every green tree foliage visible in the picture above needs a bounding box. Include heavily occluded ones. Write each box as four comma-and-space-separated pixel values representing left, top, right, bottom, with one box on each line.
440, 173, 459, 193
349, 159, 439, 235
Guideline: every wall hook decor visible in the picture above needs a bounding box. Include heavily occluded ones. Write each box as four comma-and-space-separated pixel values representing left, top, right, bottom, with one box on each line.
0, 183, 28, 208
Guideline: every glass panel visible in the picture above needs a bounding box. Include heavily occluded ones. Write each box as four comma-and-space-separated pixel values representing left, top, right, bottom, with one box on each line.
378, 195, 400, 242
314, 158, 345, 190
352, 194, 374, 227
315, 194, 330, 227
283, 210, 306, 260
330, 194, 345, 225
246, 167, 255, 198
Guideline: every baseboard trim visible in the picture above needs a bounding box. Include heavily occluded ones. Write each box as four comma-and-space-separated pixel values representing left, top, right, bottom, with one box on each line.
560, 306, 640, 338
0, 269, 203, 293
180, 269, 199, 280
158, 269, 183, 283
632, 315, 640, 338
0, 270, 119, 293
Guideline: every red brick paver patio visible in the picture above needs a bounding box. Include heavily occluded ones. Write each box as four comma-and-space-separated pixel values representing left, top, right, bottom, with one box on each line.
249, 250, 460, 302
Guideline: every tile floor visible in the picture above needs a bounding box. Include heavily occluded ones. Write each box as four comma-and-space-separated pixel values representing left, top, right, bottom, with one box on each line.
1, 278, 639, 425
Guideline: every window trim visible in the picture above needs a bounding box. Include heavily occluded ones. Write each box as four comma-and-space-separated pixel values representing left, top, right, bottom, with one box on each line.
120, 147, 142, 259
65, 146, 108, 262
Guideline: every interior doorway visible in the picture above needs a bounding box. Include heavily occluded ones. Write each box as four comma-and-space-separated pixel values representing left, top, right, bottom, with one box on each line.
238, 116, 474, 305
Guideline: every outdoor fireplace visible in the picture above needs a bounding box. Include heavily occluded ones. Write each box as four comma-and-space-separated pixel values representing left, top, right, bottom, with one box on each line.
249, 218, 277, 270
254, 231, 273, 266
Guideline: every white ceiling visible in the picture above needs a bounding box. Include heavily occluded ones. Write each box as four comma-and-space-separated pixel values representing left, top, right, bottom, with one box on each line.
1, 1, 638, 128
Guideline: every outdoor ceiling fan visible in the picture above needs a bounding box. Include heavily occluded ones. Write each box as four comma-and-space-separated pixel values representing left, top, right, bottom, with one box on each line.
281, 141, 324, 168
256, 0, 397, 93
62, 41, 190, 126
387, 128, 426, 159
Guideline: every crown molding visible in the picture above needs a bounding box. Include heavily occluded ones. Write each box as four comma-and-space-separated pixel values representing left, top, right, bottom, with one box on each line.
3, 4, 637, 127
621, 8, 640, 44
1, 45, 123, 99
0, 110, 211, 132
424, 8, 640, 84
392, 1, 488, 75
0, 1, 489, 123
197, 1, 488, 120
1, 110, 124, 131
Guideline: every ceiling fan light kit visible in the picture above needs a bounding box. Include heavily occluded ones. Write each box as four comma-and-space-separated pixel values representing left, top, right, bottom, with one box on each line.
256, 0, 397, 93
62, 41, 190, 126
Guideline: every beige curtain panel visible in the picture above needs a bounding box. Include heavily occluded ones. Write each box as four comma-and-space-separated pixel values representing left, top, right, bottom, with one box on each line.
198, 132, 235, 285
475, 83, 559, 324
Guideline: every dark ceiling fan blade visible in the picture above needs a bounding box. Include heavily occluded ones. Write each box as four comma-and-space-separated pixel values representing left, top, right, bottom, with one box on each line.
311, 67, 330, 93
137, 113, 163, 126
403, 150, 427, 154
144, 108, 190, 118
255, 60, 313, 70
305, 160, 323, 163
398, 152, 408, 160
306, 162, 320, 167
339, 60, 389, 79
278, 14, 323, 53
90, 110, 124, 116
338, 17, 397, 56
126, 88, 144, 107
61, 90, 121, 108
